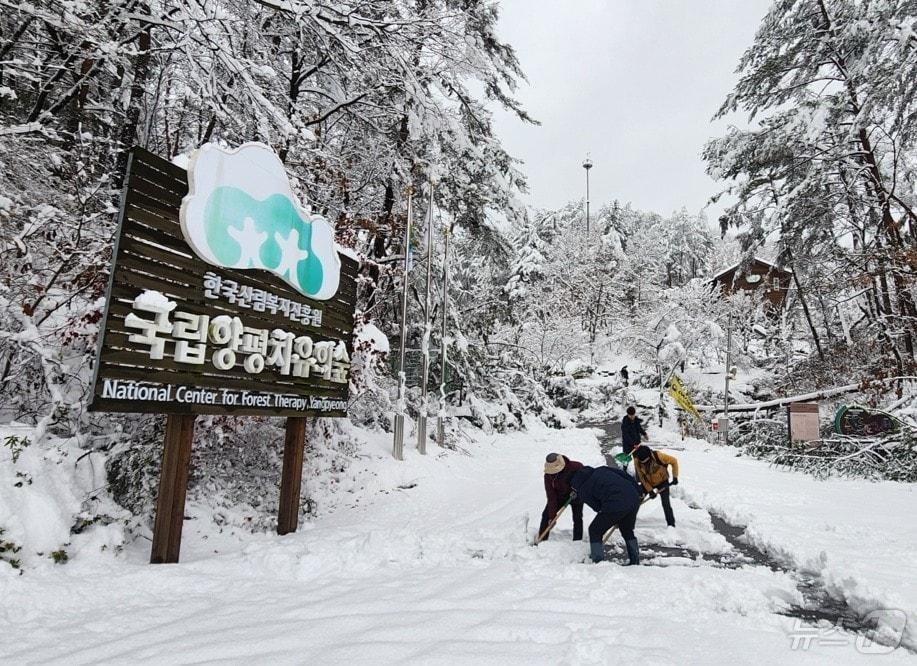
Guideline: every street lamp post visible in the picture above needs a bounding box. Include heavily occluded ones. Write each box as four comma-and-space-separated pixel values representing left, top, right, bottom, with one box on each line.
724, 312, 733, 444
582, 156, 593, 234
393, 190, 413, 460
436, 223, 450, 447
417, 180, 436, 455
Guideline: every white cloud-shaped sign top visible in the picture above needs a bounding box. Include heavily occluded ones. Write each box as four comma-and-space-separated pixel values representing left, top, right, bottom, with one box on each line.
179, 142, 341, 300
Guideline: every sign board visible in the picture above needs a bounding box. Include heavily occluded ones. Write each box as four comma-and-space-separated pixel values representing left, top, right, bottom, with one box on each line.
834, 405, 897, 437
788, 402, 820, 443
389, 349, 463, 394
90, 145, 358, 418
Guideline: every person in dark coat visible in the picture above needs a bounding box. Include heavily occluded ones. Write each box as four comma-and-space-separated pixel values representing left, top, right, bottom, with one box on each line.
570, 465, 642, 564
620, 365, 629, 386
538, 453, 584, 541
621, 406, 648, 455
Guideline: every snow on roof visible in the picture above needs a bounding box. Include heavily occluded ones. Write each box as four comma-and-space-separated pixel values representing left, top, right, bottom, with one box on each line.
710, 256, 792, 282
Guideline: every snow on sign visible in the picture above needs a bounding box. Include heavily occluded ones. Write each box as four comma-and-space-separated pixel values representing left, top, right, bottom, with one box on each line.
89, 145, 358, 418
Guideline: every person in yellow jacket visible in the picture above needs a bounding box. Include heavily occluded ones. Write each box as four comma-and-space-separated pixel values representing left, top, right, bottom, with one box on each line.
632, 445, 679, 527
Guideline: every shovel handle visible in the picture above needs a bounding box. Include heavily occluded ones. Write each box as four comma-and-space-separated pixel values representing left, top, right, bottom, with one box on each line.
534, 497, 572, 544
601, 494, 652, 544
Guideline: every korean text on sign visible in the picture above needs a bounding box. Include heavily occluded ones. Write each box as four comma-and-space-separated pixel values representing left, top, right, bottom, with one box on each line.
124, 292, 349, 383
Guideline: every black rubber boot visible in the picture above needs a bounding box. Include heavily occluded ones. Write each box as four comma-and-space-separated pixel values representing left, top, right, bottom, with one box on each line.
624, 538, 640, 566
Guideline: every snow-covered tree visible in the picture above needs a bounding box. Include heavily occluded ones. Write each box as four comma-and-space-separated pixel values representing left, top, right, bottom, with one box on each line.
705, 0, 917, 371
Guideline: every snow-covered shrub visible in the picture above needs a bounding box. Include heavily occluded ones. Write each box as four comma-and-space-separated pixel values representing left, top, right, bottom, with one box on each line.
732, 418, 787, 458
347, 321, 394, 431
766, 432, 917, 483
105, 417, 166, 519
543, 375, 589, 411
563, 359, 593, 379
733, 416, 917, 482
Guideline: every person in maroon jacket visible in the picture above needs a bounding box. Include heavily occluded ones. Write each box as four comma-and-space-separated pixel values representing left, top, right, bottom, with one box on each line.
537, 452, 584, 541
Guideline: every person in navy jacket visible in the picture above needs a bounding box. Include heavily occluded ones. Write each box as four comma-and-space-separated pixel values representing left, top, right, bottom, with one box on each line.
621, 406, 648, 455
570, 465, 642, 564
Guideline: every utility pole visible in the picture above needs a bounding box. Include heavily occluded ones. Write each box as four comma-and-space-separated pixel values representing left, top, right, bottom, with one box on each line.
436, 224, 450, 447
417, 181, 435, 455
582, 156, 593, 234
724, 312, 732, 445
392, 191, 413, 460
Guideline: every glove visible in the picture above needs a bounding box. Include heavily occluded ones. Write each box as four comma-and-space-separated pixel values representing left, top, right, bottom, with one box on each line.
670, 477, 679, 486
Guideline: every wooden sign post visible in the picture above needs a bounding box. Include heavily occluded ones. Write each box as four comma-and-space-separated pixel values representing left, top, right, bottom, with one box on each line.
278, 417, 308, 535
90, 145, 358, 563
150, 414, 197, 563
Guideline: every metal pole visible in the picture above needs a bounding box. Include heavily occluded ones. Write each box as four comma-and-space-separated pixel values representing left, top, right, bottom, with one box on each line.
392, 192, 413, 460
583, 156, 593, 234
724, 312, 732, 445
586, 168, 590, 234
436, 224, 450, 447
417, 181, 435, 454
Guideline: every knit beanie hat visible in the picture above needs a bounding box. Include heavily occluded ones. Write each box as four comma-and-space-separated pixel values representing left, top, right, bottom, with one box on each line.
634, 446, 652, 462
544, 452, 566, 475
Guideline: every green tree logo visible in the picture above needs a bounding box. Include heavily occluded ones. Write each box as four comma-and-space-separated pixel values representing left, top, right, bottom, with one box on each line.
180, 143, 341, 300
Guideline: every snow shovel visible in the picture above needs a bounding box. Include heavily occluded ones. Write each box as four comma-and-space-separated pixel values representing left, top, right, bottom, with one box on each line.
534, 496, 572, 545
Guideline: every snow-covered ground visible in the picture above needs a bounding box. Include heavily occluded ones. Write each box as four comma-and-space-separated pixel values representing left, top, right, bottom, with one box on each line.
2, 420, 913, 664
671, 433, 917, 652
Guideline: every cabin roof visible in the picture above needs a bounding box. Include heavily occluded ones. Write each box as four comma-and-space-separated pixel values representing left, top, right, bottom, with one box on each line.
711, 256, 793, 282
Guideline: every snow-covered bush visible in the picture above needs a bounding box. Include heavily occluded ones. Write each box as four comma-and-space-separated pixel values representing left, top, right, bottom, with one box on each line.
563, 359, 593, 379
733, 415, 917, 482
771, 434, 917, 483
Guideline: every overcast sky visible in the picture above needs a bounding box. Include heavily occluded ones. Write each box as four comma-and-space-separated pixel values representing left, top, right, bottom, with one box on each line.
492, 0, 773, 220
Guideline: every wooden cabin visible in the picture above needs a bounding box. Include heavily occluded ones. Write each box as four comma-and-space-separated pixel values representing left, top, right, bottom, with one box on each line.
710, 257, 792, 309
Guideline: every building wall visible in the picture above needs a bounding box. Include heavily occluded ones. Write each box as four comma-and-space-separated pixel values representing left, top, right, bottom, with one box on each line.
714, 261, 791, 308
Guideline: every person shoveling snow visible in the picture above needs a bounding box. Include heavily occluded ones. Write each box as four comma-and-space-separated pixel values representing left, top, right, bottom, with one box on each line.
632, 444, 680, 528
620, 405, 648, 472
570, 465, 642, 565
536, 452, 584, 543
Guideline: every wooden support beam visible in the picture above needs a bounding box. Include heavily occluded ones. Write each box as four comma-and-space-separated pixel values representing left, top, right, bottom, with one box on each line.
150, 414, 196, 564
277, 416, 307, 535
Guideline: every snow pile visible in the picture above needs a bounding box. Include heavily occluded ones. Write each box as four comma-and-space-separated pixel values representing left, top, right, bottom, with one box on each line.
132, 289, 176, 313
563, 358, 592, 378
0, 424, 129, 573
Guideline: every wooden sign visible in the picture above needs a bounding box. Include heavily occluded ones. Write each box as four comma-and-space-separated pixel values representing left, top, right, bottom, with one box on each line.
91, 144, 359, 563
788, 402, 820, 443
90, 146, 358, 418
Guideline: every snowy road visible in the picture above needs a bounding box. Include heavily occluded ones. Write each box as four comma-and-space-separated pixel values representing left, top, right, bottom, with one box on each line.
1, 425, 913, 664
